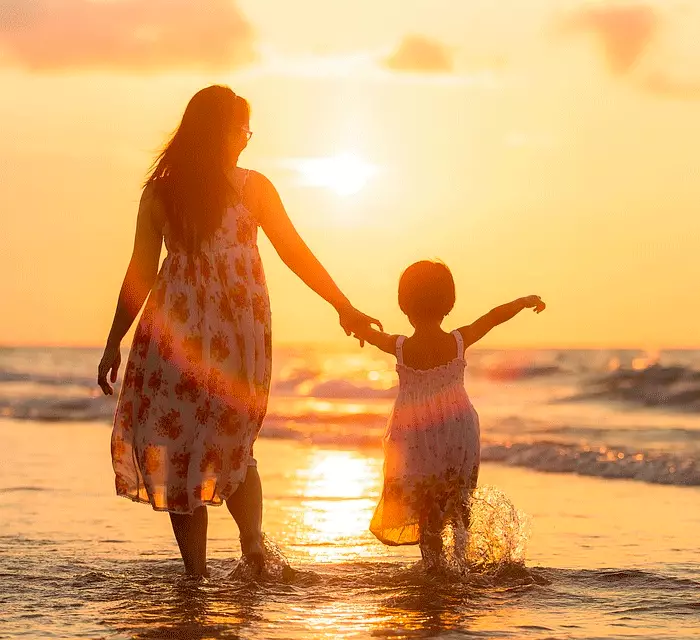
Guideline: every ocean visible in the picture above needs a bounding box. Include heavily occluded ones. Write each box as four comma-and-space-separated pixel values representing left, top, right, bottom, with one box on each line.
1, 345, 699, 639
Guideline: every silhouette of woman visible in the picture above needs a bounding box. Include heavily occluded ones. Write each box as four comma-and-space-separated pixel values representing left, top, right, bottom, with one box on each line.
97, 85, 380, 576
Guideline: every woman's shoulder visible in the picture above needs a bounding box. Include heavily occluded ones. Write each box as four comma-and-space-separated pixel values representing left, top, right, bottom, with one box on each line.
239, 170, 286, 226
140, 181, 167, 231
244, 169, 275, 192
233, 169, 278, 203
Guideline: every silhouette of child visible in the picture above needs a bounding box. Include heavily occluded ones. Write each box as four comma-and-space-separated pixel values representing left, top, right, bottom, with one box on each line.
353, 260, 545, 569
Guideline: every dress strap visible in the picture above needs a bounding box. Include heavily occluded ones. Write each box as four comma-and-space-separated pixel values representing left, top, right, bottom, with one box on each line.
237, 169, 252, 214
395, 335, 406, 365
451, 330, 465, 360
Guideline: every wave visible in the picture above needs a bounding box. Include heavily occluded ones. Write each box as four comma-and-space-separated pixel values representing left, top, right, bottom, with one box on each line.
0, 368, 96, 389
0, 364, 564, 398
471, 363, 567, 381
540, 424, 700, 443
0, 395, 115, 422
2, 395, 699, 486
0, 486, 49, 494
568, 364, 700, 412
0, 365, 399, 404
257, 425, 700, 486
480, 440, 700, 486
0, 394, 392, 425
271, 365, 565, 398
303, 380, 397, 399
266, 411, 386, 426
542, 567, 700, 592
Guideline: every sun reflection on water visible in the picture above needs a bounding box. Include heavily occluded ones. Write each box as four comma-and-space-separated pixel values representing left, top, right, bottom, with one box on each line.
295, 450, 382, 562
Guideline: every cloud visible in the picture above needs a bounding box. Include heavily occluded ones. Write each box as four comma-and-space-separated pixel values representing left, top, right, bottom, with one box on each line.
0, 0, 256, 72
643, 71, 700, 100
555, 4, 700, 100
557, 3, 659, 75
383, 35, 454, 73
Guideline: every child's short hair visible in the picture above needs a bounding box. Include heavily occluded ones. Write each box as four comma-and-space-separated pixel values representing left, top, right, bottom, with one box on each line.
398, 260, 456, 321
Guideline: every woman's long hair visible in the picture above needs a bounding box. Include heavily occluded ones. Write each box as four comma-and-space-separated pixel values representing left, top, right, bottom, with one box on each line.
146, 85, 250, 252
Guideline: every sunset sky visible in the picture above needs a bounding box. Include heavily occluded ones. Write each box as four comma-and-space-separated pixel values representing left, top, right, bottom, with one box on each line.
1, 0, 699, 348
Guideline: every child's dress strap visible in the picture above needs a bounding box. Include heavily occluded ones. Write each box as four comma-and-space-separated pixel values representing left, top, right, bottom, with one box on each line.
451, 329, 465, 360
395, 335, 406, 365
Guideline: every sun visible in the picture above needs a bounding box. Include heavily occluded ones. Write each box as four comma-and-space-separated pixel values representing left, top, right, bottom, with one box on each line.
291, 152, 378, 196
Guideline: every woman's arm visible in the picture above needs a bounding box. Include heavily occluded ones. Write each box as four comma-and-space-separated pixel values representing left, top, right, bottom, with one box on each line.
98, 185, 163, 394
252, 171, 380, 337
458, 295, 545, 348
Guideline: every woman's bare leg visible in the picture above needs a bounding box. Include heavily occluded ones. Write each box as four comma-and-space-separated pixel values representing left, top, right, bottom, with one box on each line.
169, 506, 208, 576
226, 466, 264, 566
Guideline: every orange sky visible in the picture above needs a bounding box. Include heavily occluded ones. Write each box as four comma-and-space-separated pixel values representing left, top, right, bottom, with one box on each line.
1, 0, 699, 348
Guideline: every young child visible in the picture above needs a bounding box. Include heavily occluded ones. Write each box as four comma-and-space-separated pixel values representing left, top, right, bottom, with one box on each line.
354, 260, 545, 569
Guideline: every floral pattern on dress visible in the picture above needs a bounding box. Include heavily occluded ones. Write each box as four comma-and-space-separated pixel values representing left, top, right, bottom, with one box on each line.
370, 331, 480, 546
111, 172, 272, 514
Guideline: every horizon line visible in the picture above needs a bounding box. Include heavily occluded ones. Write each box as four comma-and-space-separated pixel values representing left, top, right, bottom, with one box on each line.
1, 341, 699, 352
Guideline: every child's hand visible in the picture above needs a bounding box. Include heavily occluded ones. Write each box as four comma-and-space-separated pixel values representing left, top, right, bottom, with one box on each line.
522, 295, 546, 313
351, 326, 373, 348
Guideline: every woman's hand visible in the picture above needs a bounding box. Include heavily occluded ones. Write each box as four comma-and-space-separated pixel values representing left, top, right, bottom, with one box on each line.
97, 342, 122, 395
338, 305, 383, 347
521, 295, 546, 313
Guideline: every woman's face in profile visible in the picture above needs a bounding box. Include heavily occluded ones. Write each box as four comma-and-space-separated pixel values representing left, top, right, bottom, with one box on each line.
229, 120, 251, 160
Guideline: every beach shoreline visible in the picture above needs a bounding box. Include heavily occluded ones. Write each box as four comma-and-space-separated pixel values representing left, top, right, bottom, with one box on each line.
2, 420, 699, 638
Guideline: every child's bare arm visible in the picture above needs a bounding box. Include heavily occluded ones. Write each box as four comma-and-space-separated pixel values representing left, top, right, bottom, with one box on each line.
353, 327, 399, 356
458, 295, 545, 348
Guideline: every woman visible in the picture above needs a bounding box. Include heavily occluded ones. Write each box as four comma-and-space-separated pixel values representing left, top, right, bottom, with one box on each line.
97, 85, 379, 576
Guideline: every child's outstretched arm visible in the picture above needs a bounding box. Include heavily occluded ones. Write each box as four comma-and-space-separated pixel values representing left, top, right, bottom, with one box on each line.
458, 295, 545, 348
352, 326, 399, 356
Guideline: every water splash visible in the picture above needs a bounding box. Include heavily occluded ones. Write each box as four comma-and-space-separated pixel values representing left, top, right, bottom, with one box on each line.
440, 486, 530, 576
468, 486, 530, 571
226, 534, 296, 582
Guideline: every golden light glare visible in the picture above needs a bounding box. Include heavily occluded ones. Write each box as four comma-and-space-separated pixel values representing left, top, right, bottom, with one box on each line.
292, 152, 378, 196
298, 450, 381, 561
303, 450, 377, 499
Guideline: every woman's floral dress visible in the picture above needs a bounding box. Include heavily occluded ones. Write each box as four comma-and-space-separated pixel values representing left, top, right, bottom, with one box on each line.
111, 170, 272, 514
370, 330, 480, 545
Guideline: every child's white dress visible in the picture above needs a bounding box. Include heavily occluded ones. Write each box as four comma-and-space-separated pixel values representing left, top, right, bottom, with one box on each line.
370, 330, 480, 546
